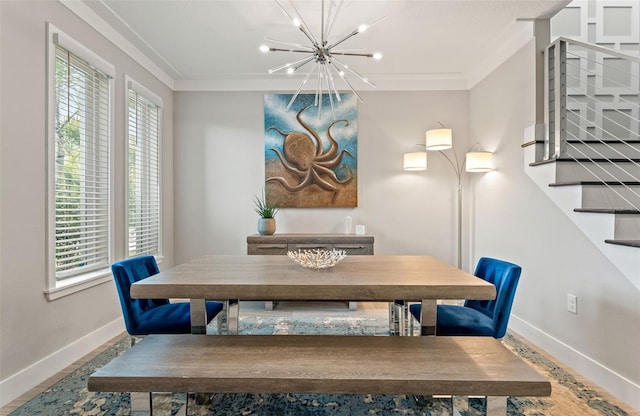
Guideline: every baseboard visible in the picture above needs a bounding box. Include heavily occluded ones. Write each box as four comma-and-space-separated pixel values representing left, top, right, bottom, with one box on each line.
0, 318, 125, 408
509, 314, 640, 410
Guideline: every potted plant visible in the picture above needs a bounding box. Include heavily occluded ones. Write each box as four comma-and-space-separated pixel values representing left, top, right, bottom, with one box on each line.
254, 190, 279, 235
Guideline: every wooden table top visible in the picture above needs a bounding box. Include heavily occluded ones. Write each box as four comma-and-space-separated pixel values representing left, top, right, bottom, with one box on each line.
131, 255, 496, 301
89, 334, 551, 397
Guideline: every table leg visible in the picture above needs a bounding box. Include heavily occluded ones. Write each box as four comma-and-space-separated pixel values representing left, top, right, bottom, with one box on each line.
420, 299, 437, 336
486, 396, 507, 416
226, 299, 239, 335
189, 299, 207, 334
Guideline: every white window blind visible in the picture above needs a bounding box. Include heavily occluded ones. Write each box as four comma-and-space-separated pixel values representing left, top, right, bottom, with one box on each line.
54, 44, 112, 279
128, 84, 161, 257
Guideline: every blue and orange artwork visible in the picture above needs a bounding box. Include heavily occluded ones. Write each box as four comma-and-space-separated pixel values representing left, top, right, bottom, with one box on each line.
264, 93, 357, 208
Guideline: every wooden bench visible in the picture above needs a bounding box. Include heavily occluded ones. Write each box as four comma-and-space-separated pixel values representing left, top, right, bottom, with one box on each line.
88, 334, 551, 415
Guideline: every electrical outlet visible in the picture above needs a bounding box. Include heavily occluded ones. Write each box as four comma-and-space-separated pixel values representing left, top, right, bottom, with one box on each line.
567, 294, 577, 314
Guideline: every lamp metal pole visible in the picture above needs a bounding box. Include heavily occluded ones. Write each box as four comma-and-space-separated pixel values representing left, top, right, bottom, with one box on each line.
437, 149, 464, 270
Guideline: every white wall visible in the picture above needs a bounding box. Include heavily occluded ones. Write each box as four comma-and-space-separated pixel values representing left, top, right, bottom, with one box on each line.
173, 91, 471, 265
469, 39, 640, 408
0, 1, 174, 405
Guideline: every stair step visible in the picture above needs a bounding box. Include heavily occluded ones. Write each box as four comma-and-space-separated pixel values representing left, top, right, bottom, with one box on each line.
574, 208, 640, 214
565, 141, 640, 159
550, 181, 640, 210
566, 139, 640, 144
530, 158, 640, 166
605, 239, 640, 248
556, 158, 640, 162
549, 158, 640, 182
550, 181, 640, 187
523, 139, 640, 144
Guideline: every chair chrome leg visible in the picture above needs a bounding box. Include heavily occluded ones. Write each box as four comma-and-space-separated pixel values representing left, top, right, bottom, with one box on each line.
388, 301, 395, 334
452, 396, 467, 416
389, 300, 408, 336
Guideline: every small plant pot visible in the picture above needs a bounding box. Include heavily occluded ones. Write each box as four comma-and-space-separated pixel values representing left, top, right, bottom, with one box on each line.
258, 218, 276, 235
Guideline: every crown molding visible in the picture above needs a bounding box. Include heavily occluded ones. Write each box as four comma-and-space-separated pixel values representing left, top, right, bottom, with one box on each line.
174, 73, 470, 92
58, 0, 174, 90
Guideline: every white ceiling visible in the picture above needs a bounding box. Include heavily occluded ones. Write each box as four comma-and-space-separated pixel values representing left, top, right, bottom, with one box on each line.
80, 0, 570, 91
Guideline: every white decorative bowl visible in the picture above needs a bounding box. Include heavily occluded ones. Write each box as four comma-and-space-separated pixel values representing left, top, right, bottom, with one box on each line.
287, 249, 347, 270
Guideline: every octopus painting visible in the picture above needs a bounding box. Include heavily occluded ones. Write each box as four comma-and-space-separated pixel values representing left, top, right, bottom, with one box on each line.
264, 94, 358, 207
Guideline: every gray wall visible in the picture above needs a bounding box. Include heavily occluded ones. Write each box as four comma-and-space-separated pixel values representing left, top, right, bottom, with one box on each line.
173, 91, 471, 264
0, 1, 174, 403
469, 39, 640, 408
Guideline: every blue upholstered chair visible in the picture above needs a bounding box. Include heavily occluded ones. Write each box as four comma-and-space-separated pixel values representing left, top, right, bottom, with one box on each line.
410, 257, 521, 338
112, 256, 224, 337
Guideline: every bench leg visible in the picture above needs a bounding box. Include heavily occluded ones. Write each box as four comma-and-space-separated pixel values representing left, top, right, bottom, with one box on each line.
485, 396, 507, 416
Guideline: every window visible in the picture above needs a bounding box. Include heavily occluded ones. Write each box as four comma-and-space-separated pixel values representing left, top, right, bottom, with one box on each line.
46, 24, 115, 299
127, 78, 162, 257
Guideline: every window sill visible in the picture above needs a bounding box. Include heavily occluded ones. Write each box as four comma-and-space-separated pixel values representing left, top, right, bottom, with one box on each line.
44, 268, 113, 301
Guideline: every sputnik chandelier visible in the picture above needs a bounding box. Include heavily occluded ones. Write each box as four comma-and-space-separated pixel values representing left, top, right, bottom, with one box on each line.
260, 0, 383, 111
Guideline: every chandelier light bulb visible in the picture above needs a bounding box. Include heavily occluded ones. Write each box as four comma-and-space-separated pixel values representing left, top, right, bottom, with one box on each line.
262, 0, 382, 107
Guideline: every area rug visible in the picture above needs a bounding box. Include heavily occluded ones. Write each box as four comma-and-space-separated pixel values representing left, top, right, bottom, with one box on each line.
7, 315, 634, 416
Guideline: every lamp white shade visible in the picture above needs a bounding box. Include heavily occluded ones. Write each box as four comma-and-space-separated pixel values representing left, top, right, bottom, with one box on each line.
466, 151, 494, 172
425, 128, 452, 150
403, 151, 427, 171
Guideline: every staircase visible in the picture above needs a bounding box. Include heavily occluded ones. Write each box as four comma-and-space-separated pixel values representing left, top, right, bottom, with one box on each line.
523, 37, 640, 287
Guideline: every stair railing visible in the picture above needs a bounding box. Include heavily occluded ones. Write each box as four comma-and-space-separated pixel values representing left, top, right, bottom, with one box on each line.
545, 36, 640, 211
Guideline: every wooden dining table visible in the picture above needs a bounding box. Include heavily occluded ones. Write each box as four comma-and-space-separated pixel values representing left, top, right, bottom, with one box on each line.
130, 255, 496, 335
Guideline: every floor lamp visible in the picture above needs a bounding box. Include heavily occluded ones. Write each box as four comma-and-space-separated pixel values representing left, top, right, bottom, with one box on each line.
394, 136, 493, 335
403, 126, 494, 269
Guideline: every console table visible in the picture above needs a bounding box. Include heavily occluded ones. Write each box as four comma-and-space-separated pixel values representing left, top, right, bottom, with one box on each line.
247, 233, 375, 310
